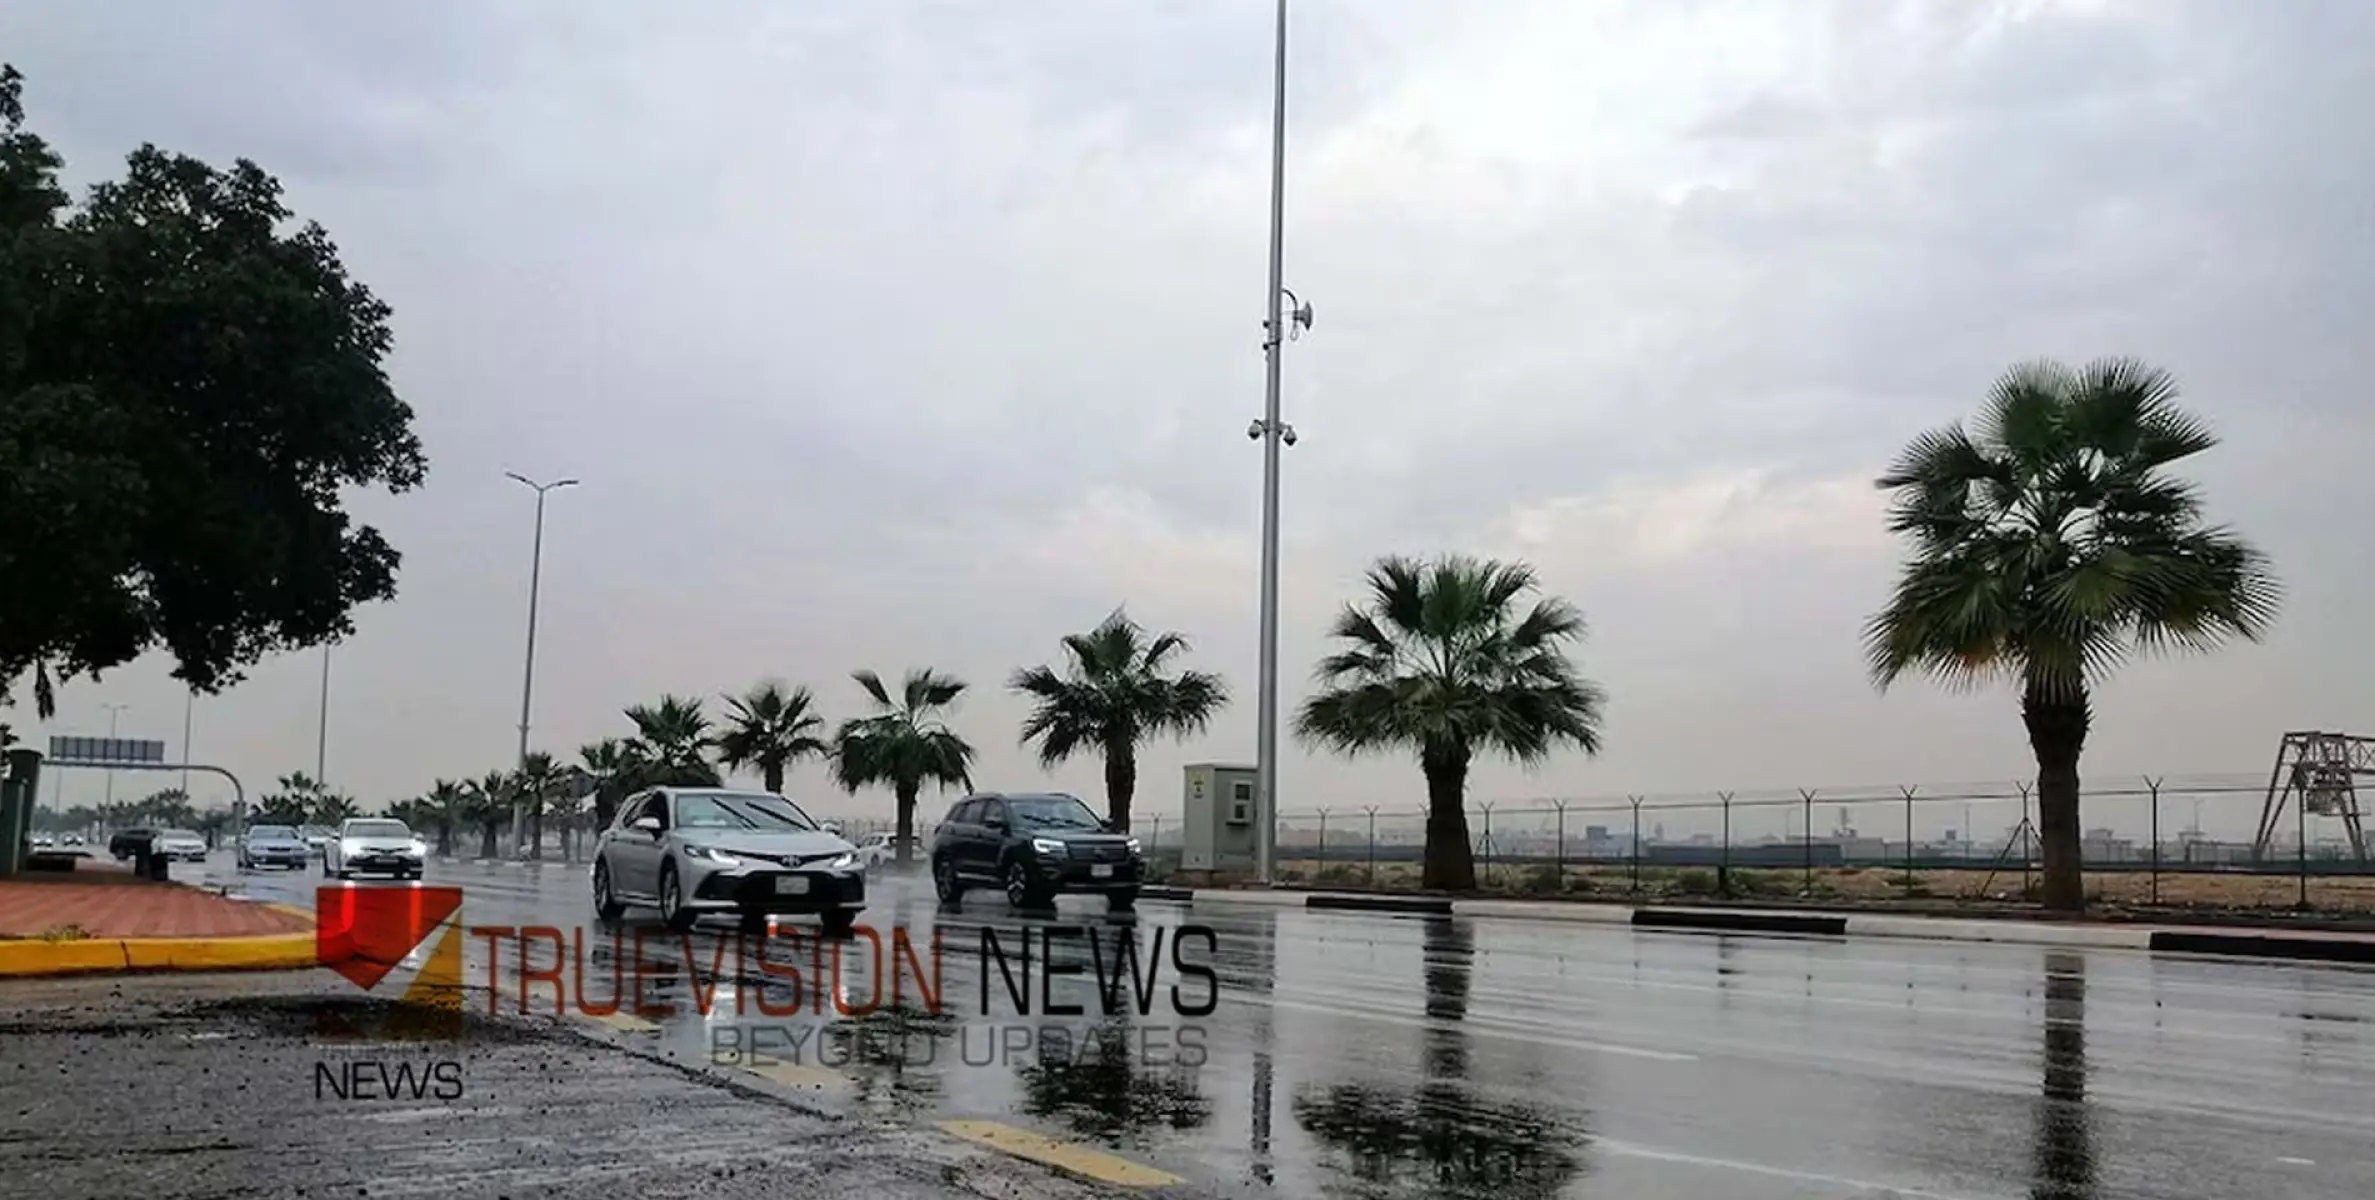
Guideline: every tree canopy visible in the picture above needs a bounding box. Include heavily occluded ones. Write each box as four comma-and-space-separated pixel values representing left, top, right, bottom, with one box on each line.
0, 65, 425, 717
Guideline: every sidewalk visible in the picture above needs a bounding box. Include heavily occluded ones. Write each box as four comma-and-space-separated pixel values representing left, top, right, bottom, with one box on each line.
1148, 886, 2375, 965
0, 867, 316, 977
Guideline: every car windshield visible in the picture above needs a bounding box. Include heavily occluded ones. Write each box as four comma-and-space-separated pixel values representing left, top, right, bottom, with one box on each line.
163, 829, 200, 839
345, 820, 410, 838
674, 793, 819, 832
247, 826, 296, 840
1007, 795, 1103, 830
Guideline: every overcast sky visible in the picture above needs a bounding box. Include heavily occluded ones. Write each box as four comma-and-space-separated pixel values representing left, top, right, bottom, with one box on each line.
8, 0, 2368, 838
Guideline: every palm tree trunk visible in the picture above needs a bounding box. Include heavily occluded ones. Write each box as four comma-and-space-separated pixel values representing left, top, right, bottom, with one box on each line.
478, 820, 500, 860
529, 802, 544, 861
594, 788, 619, 834
763, 762, 785, 794
1103, 739, 1137, 833
435, 819, 454, 858
1420, 741, 1477, 891
2022, 680, 2091, 912
894, 781, 920, 867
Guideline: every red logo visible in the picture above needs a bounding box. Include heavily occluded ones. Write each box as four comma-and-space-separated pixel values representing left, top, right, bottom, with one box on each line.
316, 886, 465, 1006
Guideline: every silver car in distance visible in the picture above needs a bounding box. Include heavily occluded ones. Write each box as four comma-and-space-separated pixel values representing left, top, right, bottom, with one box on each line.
325, 818, 427, 880
590, 788, 865, 935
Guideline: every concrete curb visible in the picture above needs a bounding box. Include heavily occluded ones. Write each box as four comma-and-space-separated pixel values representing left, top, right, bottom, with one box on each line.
2148, 930, 2375, 964
0, 902, 320, 978
1151, 887, 2374, 963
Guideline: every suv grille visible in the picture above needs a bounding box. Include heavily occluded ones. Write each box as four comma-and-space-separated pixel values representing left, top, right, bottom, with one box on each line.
1068, 843, 1129, 863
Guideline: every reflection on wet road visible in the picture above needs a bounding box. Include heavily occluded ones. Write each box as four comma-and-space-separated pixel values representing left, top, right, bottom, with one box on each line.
198, 856, 2375, 1199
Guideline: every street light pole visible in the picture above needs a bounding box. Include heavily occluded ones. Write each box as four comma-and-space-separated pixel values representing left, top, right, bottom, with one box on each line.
101, 703, 130, 807
1251, 0, 1297, 886
508, 472, 578, 857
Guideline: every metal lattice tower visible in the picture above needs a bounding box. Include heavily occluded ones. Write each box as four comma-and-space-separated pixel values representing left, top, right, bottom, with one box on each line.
2253, 731, 2371, 861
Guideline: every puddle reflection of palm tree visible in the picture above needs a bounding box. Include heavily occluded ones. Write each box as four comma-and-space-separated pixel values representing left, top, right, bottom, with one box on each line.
2031, 951, 2095, 1199
1292, 917, 1584, 1198
1014, 1015, 1212, 1143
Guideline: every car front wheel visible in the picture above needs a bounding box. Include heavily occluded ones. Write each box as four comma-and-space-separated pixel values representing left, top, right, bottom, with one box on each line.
1004, 861, 1048, 910
934, 857, 965, 905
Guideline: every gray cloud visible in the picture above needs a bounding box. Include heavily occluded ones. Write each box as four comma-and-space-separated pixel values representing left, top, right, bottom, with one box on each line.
7, 0, 2367, 839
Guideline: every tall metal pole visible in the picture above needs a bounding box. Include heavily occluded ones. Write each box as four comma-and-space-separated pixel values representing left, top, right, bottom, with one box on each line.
508, 473, 578, 857
1253, 0, 1290, 886
315, 646, 331, 782
102, 703, 130, 807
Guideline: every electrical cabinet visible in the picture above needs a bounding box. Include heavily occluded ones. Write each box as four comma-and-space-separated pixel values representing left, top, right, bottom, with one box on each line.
1181, 762, 1259, 874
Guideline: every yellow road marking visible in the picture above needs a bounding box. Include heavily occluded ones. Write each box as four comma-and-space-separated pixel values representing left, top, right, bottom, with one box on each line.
741, 1060, 848, 1090
938, 1119, 1182, 1188
585, 1010, 659, 1034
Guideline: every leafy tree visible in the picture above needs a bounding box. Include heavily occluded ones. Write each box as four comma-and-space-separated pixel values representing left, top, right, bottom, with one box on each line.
1864, 359, 2278, 911
1011, 608, 1228, 831
832, 669, 976, 867
716, 681, 830, 794
0, 64, 425, 719
622, 695, 720, 786
1296, 556, 1607, 891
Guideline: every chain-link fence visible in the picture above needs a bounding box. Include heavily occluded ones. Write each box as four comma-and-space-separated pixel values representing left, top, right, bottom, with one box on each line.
826, 774, 2375, 915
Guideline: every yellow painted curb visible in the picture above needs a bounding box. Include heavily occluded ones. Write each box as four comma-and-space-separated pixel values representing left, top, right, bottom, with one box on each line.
0, 905, 320, 978
938, 1119, 1183, 1188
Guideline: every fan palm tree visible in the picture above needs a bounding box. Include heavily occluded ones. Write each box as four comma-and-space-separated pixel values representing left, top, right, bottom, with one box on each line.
1864, 358, 2278, 911
1296, 555, 1607, 892
832, 668, 977, 867
577, 738, 638, 833
1012, 609, 1229, 831
516, 751, 565, 859
310, 791, 360, 827
623, 695, 721, 786
420, 779, 465, 856
716, 681, 831, 794
257, 772, 321, 826
466, 772, 512, 860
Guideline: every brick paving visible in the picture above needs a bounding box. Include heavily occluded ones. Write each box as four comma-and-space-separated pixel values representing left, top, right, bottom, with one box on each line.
0, 874, 309, 939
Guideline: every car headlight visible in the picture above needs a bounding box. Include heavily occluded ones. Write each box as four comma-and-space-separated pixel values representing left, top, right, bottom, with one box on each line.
1126, 837, 1142, 854
826, 852, 856, 870
339, 840, 363, 857
1031, 837, 1066, 856
683, 845, 741, 865
408, 839, 428, 856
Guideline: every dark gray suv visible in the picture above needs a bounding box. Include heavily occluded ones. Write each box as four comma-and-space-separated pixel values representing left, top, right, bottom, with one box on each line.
929, 792, 1142, 912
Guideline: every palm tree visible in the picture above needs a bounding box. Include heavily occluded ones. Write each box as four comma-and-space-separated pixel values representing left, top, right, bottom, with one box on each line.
832, 668, 976, 867
1011, 608, 1229, 831
515, 751, 566, 860
310, 791, 360, 827
716, 681, 831, 793
464, 772, 514, 860
257, 772, 321, 826
1864, 359, 2277, 911
420, 779, 465, 856
1296, 555, 1607, 892
577, 738, 638, 833
623, 695, 721, 786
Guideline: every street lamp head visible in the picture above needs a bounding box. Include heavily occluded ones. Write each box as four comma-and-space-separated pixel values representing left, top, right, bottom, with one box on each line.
553, 478, 580, 489
505, 471, 532, 487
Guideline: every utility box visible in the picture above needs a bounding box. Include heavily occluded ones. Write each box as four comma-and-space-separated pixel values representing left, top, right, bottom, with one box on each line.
1181, 762, 1259, 877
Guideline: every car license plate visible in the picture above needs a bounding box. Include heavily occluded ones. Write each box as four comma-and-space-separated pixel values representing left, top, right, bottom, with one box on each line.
1091, 864, 1113, 879
774, 876, 810, 895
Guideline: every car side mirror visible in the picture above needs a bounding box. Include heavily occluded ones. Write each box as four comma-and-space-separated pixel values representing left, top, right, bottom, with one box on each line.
631, 816, 662, 834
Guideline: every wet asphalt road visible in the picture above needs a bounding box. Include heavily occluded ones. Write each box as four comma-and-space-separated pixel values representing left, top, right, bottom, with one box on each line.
22, 851, 2375, 1198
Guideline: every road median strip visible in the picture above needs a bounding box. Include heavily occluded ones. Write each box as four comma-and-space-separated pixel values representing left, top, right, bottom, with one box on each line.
0, 900, 320, 978
938, 1119, 1182, 1188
